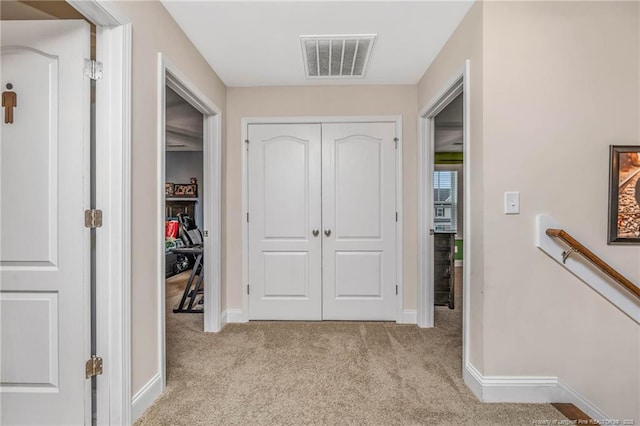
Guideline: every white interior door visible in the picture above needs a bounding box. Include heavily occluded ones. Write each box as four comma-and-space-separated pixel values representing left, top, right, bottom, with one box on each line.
0, 21, 91, 425
248, 124, 322, 320
321, 122, 397, 320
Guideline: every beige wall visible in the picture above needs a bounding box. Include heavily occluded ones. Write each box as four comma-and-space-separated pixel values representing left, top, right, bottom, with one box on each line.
420, 1, 640, 419
417, 1, 485, 369
114, 1, 227, 395
482, 1, 639, 419
225, 86, 418, 312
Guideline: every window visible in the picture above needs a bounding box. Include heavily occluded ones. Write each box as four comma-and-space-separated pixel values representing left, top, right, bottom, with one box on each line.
433, 170, 458, 232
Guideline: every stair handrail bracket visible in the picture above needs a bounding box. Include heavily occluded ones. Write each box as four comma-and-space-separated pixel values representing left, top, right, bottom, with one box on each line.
536, 215, 640, 325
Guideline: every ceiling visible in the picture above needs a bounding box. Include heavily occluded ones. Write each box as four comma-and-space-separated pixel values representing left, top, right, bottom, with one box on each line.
166, 87, 203, 151
161, 1, 475, 87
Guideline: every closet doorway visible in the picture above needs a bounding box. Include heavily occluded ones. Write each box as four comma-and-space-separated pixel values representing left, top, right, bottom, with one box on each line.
243, 118, 403, 322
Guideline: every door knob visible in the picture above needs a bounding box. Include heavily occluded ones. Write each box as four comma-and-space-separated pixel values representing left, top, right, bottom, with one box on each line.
324, 229, 332, 237
312, 229, 319, 237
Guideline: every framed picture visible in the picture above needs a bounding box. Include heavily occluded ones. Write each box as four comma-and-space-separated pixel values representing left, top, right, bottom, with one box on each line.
173, 183, 198, 198
608, 145, 640, 244
165, 182, 174, 197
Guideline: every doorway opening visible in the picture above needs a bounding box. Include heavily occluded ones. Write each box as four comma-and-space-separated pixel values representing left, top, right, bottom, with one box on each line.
157, 55, 222, 393
417, 61, 471, 371
163, 85, 205, 387
433, 94, 463, 314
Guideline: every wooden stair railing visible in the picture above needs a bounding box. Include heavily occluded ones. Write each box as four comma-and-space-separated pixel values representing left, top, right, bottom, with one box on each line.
546, 228, 640, 301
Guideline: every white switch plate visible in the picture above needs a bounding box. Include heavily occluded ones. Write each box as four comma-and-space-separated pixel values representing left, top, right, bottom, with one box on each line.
504, 191, 520, 214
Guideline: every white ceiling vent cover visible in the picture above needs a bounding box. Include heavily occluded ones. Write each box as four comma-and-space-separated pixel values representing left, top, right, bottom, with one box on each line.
300, 34, 376, 79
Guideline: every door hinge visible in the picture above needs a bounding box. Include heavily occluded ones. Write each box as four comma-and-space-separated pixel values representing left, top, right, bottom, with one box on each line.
247, 284, 250, 295
84, 59, 103, 80
84, 209, 103, 228
85, 355, 103, 379
394, 137, 398, 149
396, 212, 398, 222
396, 285, 398, 295
246, 212, 249, 223
245, 139, 249, 150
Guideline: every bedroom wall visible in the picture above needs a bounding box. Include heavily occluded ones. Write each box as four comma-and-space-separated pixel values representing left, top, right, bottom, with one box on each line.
114, 0, 227, 396
225, 85, 418, 315
166, 151, 204, 229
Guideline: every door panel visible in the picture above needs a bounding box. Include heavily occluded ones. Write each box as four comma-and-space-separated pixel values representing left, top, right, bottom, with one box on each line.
1, 21, 91, 425
334, 135, 382, 239
248, 124, 322, 320
262, 138, 309, 239
335, 251, 382, 297
322, 122, 397, 320
1, 48, 58, 265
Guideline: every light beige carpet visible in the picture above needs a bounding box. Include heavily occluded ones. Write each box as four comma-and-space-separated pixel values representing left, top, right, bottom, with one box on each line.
136, 273, 566, 425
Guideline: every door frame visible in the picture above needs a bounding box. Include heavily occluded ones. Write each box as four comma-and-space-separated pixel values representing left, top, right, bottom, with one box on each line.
417, 61, 471, 362
66, 1, 132, 424
239, 116, 404, 323
156, 53, 223, 390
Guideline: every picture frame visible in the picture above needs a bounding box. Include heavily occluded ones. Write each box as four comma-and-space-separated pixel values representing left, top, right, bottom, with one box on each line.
173, 183, 198, 198
608, 145, 640, 244
165, 182, 174, 197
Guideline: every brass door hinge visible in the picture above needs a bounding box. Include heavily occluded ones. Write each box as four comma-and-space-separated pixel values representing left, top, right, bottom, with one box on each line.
85, 355, 103, 379
85, 209, 103, 228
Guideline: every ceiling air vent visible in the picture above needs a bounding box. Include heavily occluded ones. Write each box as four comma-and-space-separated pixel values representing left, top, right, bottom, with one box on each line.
300, 34, 376, 79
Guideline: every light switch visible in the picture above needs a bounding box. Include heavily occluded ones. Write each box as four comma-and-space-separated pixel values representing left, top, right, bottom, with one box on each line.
504, 191, 520, 214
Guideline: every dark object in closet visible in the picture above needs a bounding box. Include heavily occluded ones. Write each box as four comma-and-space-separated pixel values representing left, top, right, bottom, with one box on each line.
434, 232, 455, 309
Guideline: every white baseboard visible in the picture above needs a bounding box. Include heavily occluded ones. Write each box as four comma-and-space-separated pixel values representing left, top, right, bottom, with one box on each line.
131, 373, 162, 422
222, 308, 245, 325
464, 363, 609, 420
223, 309, 416, 324
398, 309, 417, 324
557, 380, 610, 421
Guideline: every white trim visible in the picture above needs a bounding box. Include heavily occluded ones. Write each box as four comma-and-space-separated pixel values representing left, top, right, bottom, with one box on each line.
417, 61, 471, 372
398, 309, 417, 324
463, 363, 484, 401
241, 120, 250, 323
462, 60, 471, 370
463, 363, 610, 421
395, 118, 404, 324
66, 1, 132, 424
131, 373, 162, 423
157, 53, 223, 393
536, 215, 640, 324
67, 0, 128, 26
221, 309, 246, 326
241, 116, 403, 323
557, 380, 611, 422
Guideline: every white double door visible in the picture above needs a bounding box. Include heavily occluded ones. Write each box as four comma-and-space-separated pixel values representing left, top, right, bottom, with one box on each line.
248, 121, 397, 321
